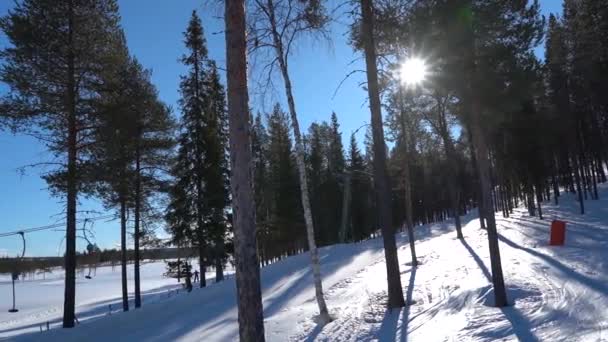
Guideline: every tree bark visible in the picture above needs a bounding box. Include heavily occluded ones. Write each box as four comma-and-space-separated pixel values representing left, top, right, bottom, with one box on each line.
339, 171, 351, 243
225, 1, 266, 340
120, 197, 129, 312
438, 118, 463, 238
134, 139, 141, 308
265, 0, 330, 323
360, 0, 406, 309
467, 124, 486, 229
573, 153, 585, 214
397, 95, 417, 267
215, 238, 225, 282
469, 98, 508, 307
198, 237, 206, 288
62, 0, 77, 328
535, 184, 543, 220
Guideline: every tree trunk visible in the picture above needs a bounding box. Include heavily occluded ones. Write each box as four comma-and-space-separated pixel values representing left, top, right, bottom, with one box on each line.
62, 0, 77, 328
198, 237, 206, 288
552, 173, 559, 205
469, 97, 508, 307
134, 140, 141, 308
440, 128, 463, 239
535, 185, 543, 220
225, 1, 266, 340
572, 153, 585, 214
120, 198, 129, 312
265, 0, 330, 322
397, 99, 417, 266
215, 238, 225, 282
339, 172, 351, 243
467, 125, 486, 229
360, 0, 406, 309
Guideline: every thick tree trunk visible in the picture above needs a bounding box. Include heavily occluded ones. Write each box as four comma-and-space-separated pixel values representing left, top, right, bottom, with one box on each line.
265, 0, 330, 322
360, 0, 406, 309
470, 98, 508, 308
62, 0, 77, 327
134, 142, 141, 308
120, 198, 129, 312
63, 0, 78, 328
225, 1, 266, 340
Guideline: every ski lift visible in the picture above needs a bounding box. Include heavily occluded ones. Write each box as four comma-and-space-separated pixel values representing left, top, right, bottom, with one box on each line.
9, 232, 26, 313
81, 219, 99, 280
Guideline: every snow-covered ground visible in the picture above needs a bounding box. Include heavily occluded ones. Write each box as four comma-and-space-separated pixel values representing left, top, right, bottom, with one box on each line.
4, 185, 608, 341
0, 261, 228, 339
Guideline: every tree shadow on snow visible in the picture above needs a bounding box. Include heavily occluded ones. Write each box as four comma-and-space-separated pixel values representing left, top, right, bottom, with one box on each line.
497, 233, 608, 297
460, 236, 540, 342
375, 266, 416, 342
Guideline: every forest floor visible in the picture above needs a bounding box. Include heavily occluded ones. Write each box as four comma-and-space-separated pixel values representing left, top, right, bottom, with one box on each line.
4, 185, 608, 341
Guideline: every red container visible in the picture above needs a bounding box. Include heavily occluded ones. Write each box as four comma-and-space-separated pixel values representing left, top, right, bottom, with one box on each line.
550, 220, 566, 246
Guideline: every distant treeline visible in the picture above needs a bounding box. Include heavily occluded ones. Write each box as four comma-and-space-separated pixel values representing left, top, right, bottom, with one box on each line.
0, 246, 226, 276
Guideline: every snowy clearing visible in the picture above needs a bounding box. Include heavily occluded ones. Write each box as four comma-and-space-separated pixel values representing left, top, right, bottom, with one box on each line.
4, 186, 608, 341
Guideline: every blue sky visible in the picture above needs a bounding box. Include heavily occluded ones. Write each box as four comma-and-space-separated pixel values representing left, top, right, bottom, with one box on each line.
0, 0, 563, 256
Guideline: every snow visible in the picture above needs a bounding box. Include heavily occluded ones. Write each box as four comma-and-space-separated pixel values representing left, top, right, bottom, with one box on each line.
3, 185, 608, 341
0, 261, 229, 338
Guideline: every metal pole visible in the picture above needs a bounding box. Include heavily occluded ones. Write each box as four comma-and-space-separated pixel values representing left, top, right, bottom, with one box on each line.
9, 275, 18, 312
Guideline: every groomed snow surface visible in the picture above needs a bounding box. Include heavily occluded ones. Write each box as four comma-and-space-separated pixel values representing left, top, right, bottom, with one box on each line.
3, 185, 608, 341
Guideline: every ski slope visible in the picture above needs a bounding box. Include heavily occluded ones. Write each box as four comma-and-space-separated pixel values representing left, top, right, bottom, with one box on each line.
4, 186, 608, 341
0, 261, 228, 339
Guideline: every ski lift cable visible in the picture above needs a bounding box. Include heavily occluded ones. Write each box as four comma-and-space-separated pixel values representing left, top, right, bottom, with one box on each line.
0, 214, 116, 238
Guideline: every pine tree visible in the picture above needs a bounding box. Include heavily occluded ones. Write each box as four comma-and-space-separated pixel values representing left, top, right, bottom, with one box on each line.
166, 11, 230, 287
266, 105, 305, 254
347, 135, 374, 242
251, 113, 272, 265
130, 64, 174, 308
93, 48, 139, 312
225, 0, 266, 339
0, 0, 122, 327
202, 63, 230, 283
359, 0, 406, 309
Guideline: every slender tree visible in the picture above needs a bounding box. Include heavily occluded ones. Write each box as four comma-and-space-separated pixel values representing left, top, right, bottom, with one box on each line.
249, 0, 331, 322
359, 0, 406, 309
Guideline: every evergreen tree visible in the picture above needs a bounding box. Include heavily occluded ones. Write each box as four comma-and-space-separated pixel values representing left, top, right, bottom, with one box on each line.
347, 135, 374, 242
266, 105, 305, 254
0, 0, 122, 327
93, 48, 174, 311
166, 11, 230, 287
358, 0, 406, 309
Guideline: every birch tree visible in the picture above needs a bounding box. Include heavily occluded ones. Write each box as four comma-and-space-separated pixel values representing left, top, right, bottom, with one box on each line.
248, 0, 331, 323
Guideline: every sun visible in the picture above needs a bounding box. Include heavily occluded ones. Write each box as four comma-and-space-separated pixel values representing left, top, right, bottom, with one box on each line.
399, 57, 428, 86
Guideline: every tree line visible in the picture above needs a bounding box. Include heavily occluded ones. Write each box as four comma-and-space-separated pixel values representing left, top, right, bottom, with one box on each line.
0, 0, 606, 340
225, 0, 608, 340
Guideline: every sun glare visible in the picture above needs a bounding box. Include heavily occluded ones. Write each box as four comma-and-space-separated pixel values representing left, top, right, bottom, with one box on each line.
399, 57, 427, 86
